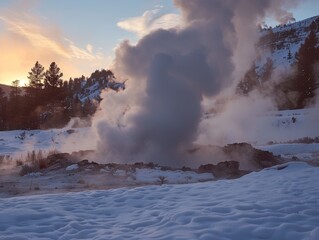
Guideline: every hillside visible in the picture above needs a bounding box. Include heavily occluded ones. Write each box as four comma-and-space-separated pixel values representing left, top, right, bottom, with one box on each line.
0, 83, 11, 96
257, 15, 319, 72
236, 15, 319, 109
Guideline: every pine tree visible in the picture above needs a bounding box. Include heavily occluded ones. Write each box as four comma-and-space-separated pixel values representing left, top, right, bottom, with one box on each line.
10, 80, 21, 100
0, 87, 8, 130
293, 30, 319, 108
27, 61, 45, 104
44, 62, 64, 101
28, 61, 45, 89
44, 62, 63, 88
8, 80, 23, 129
287, 48, 292, 61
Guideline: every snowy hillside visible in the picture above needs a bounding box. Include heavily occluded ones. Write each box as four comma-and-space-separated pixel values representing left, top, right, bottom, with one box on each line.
257, 15, 319, 71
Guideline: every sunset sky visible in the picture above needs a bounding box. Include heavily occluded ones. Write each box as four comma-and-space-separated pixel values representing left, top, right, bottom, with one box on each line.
0, 0, 317, 86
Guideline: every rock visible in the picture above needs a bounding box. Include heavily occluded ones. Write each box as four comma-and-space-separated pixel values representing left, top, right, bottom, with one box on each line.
133, 162, 158, 169
198, 164, 215, 173
198, 161, 245, 179
223, 143, 279, 169
77, 160, 100, 170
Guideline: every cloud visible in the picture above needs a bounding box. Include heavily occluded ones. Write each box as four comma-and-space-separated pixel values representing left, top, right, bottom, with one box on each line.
117, 6, 182, 37
86, 44, 93, 54
0, 10, 107, 85
0, 14, 101, 61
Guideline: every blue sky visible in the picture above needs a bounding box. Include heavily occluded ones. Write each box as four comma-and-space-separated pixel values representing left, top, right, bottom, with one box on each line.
0, 0, 317, 85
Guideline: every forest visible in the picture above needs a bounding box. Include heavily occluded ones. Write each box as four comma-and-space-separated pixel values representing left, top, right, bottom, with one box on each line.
0, 61, 115, 130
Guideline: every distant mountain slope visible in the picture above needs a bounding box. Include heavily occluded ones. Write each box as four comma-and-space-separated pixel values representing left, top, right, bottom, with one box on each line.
0, 83, 11, 96
257, 15, 319, 72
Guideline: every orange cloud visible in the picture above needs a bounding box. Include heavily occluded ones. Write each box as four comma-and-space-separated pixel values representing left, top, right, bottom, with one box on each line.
0, 10, 107, 85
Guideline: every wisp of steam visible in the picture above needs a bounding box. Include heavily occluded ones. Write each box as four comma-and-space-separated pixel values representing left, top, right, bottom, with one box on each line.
93, 0, 301, 166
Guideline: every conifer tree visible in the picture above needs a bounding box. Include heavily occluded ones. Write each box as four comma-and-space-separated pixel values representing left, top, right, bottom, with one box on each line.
28, 61, 45, 89
44, 62, 64, 101
293, 29, 319, 107
44, 62, 63, 88
27, 61, 45, 103
0, 87, 7, 130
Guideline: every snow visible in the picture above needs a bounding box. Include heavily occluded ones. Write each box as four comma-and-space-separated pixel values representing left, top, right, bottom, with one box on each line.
1, 107, 319, 239
257, 143, 319, 161
0, 127, 97, 159
0, 162, 318, 239
26, 172, 42, 177
134, 168, 213, 184
79, 82, 102, 102
202, 107, 319, 146
257, 15, 319, 73
65, 164, 79, 171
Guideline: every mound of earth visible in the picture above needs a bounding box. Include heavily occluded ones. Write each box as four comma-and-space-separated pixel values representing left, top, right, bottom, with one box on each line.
223, 143, 280, 169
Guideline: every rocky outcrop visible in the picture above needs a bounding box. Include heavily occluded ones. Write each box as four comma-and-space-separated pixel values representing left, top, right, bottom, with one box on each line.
198, 161, 249, 179
223, 143, 279, 169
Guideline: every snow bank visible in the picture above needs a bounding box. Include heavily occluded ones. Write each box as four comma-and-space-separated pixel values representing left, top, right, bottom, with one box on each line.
0, 162, 318, 240
257, 143, 319, 161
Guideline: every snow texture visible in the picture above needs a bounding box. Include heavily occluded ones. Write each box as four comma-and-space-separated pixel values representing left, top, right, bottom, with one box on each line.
0, 162, 318, 240
0, 127, 96, 158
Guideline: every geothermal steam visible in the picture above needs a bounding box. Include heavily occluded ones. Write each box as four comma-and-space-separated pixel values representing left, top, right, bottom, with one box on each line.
94, 0, 300, 165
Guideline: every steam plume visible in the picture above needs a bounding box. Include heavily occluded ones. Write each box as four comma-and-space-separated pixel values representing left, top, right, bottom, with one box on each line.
93, 0, 300, 166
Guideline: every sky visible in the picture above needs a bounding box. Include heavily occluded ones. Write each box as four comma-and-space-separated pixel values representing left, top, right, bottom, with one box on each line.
0, 0, 317, 86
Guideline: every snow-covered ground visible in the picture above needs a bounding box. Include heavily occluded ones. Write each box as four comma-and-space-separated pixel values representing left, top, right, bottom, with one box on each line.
258, 143, 319, 161
1, 108, 319, 239
0, 127, 97, 159
0, 162, 318, 240
1, 108, 318, 159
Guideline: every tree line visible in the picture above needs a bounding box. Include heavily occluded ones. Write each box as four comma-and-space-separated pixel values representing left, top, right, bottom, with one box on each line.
0, 62, 115, 130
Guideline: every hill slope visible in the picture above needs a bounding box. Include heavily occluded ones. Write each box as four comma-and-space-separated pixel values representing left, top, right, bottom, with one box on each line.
257, 15, 319, 72
0, 83, 11, 96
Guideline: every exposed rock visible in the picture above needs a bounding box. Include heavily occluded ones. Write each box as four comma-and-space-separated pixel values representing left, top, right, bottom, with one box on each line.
198, 161, 247, 179
133, 162, 158, 169
77, 160, 100, 170
223, 143, 280, 169
196, 143, 280, 178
